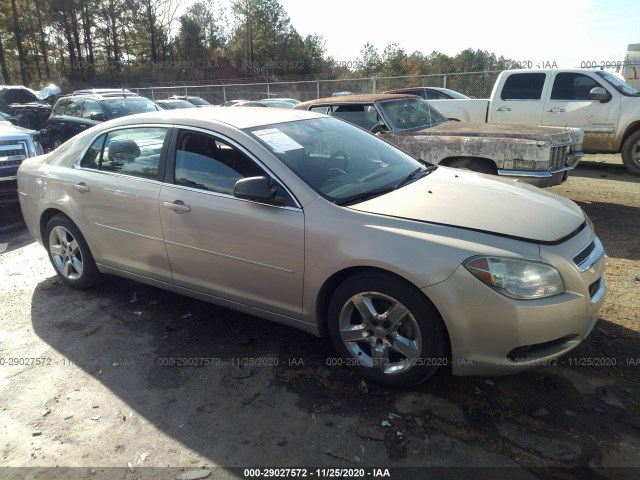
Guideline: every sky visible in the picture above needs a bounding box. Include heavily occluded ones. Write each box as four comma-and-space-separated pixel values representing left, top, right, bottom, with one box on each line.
241, 0, 640, 69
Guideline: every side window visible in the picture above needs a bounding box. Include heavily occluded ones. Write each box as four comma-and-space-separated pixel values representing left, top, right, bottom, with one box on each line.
79, 135, 105, 169
425, 90, 446, 99
101, 127, 168, 179
551, 73, 601, 101
174, 131, 264, 195
331, 105, 378, 130
65, 98, 83, 117
309, 106, 331, 115
52, 99, 68, 115
83, 99, 103, 119
501, 73, 547, 100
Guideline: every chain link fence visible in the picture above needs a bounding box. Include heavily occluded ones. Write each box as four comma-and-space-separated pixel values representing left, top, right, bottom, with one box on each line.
132, 70, 502, 104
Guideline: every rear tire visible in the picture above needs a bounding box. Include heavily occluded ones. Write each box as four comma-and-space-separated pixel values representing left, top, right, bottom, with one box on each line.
447, 157, 497, 175
327, 272, 447, 387
621, 130, 640, 176
45, 214, 102, 289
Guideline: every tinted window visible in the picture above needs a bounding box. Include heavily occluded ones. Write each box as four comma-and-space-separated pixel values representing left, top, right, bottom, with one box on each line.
65, 98, 83, 117
501, 73, 546, 100
52, 99, 68, 115
79, 135, 105, 169
101, 127, 168, 179
174, 131, 263, 195
424, 90, 446, 99
101, 98, 160, 119
551, 73, 602, 100
330, 105, 380, 130
83, 99, 103, 118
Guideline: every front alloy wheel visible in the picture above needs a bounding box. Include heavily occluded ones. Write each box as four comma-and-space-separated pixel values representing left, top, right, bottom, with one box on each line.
328, 272, 447, 387
338, 292, 422, 375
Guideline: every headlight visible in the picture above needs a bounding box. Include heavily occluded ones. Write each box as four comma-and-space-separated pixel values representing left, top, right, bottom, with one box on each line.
464, 256, 564, 300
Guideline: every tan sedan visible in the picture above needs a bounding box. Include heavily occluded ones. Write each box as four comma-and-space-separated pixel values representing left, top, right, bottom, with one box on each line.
17, 108, 607, 387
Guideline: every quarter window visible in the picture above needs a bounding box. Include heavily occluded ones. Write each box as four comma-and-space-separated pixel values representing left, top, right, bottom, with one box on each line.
501, 73, 547, 100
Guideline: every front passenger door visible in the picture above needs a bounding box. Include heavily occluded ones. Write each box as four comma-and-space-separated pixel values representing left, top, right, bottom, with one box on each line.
158, 128, 305, 319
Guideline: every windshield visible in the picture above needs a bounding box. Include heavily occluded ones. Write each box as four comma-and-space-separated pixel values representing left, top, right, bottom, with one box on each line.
102, 98, 160, 118
186, 97, 211, 106
378, 98, 448, 131
596, 71, 640, 96
248, 117, 433, 205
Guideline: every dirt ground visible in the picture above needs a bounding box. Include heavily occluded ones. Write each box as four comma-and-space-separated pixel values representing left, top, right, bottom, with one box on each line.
1, 155, 639, 480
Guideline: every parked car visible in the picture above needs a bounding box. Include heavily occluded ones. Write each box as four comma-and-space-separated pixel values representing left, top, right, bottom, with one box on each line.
73, 88, 135, 95
261, 97, 301, 105
0, 84, 60, 130
47, 92, 161, 148
232, 100, 295, 108
295, 94, 584, 187
383, 86, 471, 100
222, 99, 250, 107
155, 99, 198, 110
0, 121, 43, 204
168, 95, 213, 108
430, 69, 640, 175
18, 108, 606, 386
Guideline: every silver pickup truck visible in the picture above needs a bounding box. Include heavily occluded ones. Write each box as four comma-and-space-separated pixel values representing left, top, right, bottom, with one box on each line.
295, 94, 584, 187
0, 115, 43, 204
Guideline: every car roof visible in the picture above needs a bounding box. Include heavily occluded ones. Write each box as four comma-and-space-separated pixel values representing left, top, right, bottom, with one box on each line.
73, 88, 134, 95
296, 93, 418, 108
59, 92, 146, 101
93, 106, 325, 130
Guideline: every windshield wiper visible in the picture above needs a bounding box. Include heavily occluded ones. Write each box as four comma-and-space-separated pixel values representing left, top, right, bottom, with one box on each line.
395, 163, 437, 188
334, 185, 398, 206
335, 163, 437, 206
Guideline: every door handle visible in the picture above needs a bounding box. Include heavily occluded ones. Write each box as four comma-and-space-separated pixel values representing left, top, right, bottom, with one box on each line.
73, 182, 90, 193
546, 108, 565, 113
163, 200, 191, 213
496, 107, 511, 112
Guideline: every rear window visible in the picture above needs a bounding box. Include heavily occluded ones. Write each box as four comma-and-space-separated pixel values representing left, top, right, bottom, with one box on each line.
101, 98, 160, 119
501, 73, 547, 100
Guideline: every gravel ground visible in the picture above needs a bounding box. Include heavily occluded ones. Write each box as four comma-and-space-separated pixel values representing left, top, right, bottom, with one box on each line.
0, 156, 639, 480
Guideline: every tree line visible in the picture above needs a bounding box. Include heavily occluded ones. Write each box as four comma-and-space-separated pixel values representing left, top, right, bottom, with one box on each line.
0, 0, 517, 89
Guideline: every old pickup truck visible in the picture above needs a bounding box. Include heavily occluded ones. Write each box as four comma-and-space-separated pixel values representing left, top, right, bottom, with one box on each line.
295, 94, 584, 187
430, 69, 640, 175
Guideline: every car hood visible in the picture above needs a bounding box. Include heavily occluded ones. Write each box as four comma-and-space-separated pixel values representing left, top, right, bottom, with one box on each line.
0, 122, 34, 135
348, 167, 585, 244
412, 121, 573, 142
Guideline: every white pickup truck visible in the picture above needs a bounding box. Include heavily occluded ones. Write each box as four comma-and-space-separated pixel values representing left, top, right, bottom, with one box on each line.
431, 69, 640, 175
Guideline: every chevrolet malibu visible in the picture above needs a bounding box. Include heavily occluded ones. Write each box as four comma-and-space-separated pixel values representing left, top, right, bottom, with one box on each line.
17, 108, 607, 387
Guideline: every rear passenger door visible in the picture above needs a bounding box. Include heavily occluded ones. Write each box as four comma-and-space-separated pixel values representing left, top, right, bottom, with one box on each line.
488, 72, 548, 125
72, 126, 173, 281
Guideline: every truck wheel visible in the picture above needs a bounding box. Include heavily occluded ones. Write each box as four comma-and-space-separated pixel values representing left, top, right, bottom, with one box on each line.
447, 158, 497, 175
621, 130, 640, 176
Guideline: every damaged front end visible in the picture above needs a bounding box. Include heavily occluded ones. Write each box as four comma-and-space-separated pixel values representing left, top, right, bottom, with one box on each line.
0, 84, 61, 132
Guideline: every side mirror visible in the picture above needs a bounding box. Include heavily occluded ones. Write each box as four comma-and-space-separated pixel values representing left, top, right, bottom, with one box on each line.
233, 176, 284, 205
89, 112, 106, 121
370, 122, 389, 135
589, 87, 611, 103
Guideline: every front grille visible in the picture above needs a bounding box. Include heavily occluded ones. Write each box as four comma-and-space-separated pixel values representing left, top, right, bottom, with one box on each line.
0, 139, 28, 163
573, 241, 596, 267
549, 145, 568, 170
588, 278, 601, 298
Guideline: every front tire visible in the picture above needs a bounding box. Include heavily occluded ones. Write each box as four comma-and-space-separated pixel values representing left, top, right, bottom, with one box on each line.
327, 272, 447, 387
45, 215, 102, 289
621, 130, 640, 176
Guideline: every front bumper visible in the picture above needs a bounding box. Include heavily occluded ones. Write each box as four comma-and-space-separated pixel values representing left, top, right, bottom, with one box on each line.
497, 152, 584, 188
424, 235, 607, 376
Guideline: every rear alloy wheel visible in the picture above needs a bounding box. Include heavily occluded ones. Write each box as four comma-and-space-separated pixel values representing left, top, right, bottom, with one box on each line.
45, 215, 102, 289
328, 273, 447, 387
621, 130, 640, 176
447, 157, 496, 175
